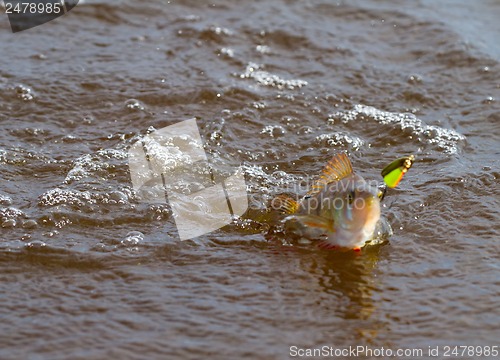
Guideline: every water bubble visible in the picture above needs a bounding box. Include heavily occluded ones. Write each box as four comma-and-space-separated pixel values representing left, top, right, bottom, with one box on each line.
122, 231, 144, 246
237, 62, 307, 90
22, 219, 37, 229
2, 219, 16, 228
210, 26, 232, 36
315, 132, 364, 150
407, 74, 423, 84
31, 53, 47, 60
131, 35, 146, 41
125, 99, 145, 110
298, 126, 314, 134
14, 84, 34, 101
108, 191, 128, 204
220, 47, 234, 57
0, 194, 12, 206
83, 115, 95, 125
25, 240, 47, 249
183, 14, 200, 22
39, 188, 95, 207
1, 207, 25, 222
43, 230, 59, 238
256, 45, 271, 54
261, 125, 286, 138
252, 101, 266, 109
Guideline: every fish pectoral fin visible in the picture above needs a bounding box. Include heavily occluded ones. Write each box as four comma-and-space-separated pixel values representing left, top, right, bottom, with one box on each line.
316, 241, 362, 252
308, 153, 353, 196
271, 194, 299, 214
293, 214, 335, 232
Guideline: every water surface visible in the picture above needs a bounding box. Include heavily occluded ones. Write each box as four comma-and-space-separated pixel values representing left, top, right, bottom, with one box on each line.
0, 0, 499, 359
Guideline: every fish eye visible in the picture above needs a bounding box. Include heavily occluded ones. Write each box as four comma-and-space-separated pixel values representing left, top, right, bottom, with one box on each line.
347, 190, 355, 205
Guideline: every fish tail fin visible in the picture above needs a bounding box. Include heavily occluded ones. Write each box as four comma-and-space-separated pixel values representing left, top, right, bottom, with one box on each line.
271, 194, 300, 214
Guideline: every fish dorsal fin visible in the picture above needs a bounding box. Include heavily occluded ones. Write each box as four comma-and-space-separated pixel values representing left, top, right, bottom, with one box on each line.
271, 194, 299, 214
308, 153, 353, 196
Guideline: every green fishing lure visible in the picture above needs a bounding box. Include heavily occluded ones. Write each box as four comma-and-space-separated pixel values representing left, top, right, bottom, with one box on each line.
381, 155, 415, 188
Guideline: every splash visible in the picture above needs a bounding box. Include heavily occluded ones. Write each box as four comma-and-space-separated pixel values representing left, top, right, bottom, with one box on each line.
329, 104, 466, 153
238, 62, 308, 90
315, 132, 365, 150
64, 149, 128, 183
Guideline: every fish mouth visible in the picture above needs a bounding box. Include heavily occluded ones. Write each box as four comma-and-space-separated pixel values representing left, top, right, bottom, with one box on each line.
364, 196, 379, 207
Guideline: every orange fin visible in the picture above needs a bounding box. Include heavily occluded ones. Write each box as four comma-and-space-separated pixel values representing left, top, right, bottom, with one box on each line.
317, 240, 339, 250
292, 214, 335, 232
317, 242, 362, 252
308, 153, 353, 196
271, 194, 299, 214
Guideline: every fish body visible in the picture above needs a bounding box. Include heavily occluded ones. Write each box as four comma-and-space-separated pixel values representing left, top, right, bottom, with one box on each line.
275, 153, 382, 250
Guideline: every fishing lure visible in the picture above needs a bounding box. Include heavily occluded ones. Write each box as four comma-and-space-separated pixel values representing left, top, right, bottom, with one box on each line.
381, 155, 415, 188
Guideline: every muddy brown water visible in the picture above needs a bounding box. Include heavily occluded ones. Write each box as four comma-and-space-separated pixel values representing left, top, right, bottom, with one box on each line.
0, 1, 499, 359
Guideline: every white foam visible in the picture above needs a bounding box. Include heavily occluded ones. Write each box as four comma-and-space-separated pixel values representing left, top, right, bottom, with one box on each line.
65, 149, 129, 183
39, 188, 95, 207
330, 104, 466, 153
238, 62, 308, 90
315, 132, 364, 150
